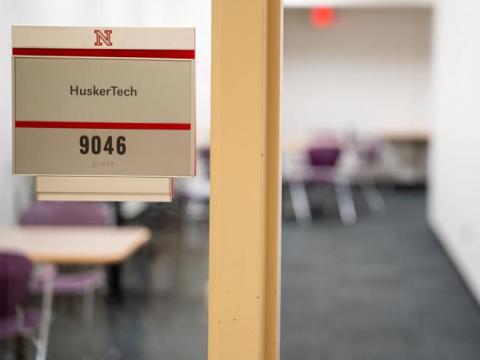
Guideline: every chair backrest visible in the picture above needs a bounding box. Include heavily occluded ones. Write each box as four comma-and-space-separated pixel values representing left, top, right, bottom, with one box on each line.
199, 147, 210, 162
20, 202, 114, 226
198, 147, 211, 178
307, 147, 341, 168
0, 253, 32, 317
358, 140, 381, 164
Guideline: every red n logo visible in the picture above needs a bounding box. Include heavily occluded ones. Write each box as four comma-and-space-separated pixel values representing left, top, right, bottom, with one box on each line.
94, 29, 113, 46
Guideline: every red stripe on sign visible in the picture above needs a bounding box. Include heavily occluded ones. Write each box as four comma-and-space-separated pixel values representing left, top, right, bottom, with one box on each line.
15, 121, 191, 130
12, 48, 195, 59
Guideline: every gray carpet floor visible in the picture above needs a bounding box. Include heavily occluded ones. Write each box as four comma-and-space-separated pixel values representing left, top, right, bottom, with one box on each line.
281, 188, 480, 359
4, 188, 480, 359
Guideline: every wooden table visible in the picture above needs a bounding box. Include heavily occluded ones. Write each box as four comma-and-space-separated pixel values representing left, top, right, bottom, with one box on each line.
381, 130, 430, 185
381, 130, 430, 143
0, 226, 151, 358
0, 226, 151, 265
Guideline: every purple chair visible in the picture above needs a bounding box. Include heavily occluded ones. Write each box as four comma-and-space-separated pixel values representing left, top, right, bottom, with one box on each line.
354, 138, 386, 213
20, 202, 114, 227
20, 202, 114, 354
184, 147, 210, 219
0, 252, 46, 359
304, 141, 357, 225
199, 147, 211, 177
289, 135, 357, 225
307, 147, 341, 181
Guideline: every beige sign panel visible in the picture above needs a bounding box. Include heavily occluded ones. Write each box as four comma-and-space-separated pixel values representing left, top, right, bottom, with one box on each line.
36, 176, 173, 202
12, 26, 195, 177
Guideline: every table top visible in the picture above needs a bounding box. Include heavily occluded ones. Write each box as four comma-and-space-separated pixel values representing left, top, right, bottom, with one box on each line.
381, 130, 430, 143
0, 226, 151, 265
282, 131, 430, 152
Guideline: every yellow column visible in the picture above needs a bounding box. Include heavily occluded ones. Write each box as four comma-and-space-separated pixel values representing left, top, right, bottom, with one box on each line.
209, 0, 282, 359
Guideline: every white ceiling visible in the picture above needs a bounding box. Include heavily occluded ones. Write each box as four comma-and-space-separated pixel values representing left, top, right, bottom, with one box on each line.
284, 0, 434, 8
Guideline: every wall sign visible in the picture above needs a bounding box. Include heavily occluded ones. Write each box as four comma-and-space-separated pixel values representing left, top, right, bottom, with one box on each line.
12, 26, 196, 177
36, 176, 174, 202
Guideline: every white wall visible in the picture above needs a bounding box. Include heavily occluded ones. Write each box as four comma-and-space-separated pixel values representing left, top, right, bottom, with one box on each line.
429, 0, 480, 303
283, 8, 432, 140
0, 0, 211, 224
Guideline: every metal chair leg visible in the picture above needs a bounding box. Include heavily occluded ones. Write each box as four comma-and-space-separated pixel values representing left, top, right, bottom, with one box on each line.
288, 181, 312, 225
361, 179, 386, 213
82, 290, 95, 359
335, 181, 357, 225
35, 267, 54, 360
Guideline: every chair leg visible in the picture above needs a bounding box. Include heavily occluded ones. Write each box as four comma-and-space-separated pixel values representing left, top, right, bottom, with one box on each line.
361, 179, 386, 213
335, 181, 357, 225
186, 199, 208, 220
288, 181, 312, 226
82, 290, 95, 359
35, 270, 54, 360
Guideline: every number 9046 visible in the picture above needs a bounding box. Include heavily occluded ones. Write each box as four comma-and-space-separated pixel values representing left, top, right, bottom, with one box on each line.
79, 135, 126, 155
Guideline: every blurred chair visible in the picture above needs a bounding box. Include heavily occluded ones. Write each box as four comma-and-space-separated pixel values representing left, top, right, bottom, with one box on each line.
287, 135, 357, 225
306, 141, 357, 225
20, 202, 114, 227
0, 252, 49, 360
184, 147, 210, 220
20, 202, 113, 353
352, 137, 386, 213
284, 145, 313, 226
199, 147, 210, 177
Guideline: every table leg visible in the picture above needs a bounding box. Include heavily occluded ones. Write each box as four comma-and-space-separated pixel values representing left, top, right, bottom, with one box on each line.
15, 335, 26, 360
107, 264, 123, 301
